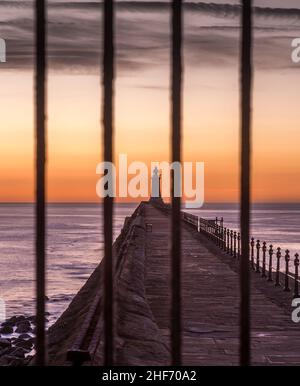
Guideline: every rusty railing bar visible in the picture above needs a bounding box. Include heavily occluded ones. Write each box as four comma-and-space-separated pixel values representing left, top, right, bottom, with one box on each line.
35, 0, 47, 367
103, 0, 115, 366
240, 0, 253, 367
171, 0, 183, 366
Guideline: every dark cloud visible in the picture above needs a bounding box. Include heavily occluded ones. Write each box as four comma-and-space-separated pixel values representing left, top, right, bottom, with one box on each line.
0, 1, 300, 73
1, 1, 300, 17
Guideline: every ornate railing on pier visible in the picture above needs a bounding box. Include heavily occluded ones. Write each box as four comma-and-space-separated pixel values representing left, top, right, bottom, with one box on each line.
197, 216, 299, 298
199, 215, 299, 299
152, 200, 300, 300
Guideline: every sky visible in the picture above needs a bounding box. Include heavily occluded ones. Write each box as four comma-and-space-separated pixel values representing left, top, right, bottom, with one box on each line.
1, 1, 300, 202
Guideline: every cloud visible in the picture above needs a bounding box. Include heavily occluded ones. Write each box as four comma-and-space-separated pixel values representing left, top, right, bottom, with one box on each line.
0, 1, 300, 73
1, 1, 300, 17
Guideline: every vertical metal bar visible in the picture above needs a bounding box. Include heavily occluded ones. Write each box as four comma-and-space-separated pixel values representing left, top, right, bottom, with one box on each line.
262, 241, 267, 278
284, 250, 290, 292
240, 0, 252, 367
227, 229, 230, 254
234, 232, 237, 258
256, 240, 260, 273
171, 0, 182, 366
238, 233, 241, 259
275, 247, 281, 287
35, 0, 46, 366
250, 237, 255, 269
103, 0, 114, 366
268, 245, 274, 282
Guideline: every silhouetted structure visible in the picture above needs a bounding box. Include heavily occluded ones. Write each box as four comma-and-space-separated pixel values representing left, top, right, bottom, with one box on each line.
150, 166, 162, 201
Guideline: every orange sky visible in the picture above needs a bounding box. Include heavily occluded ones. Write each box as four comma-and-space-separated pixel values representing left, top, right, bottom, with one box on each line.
1, 65, 300, 203
1, 1, 300, 203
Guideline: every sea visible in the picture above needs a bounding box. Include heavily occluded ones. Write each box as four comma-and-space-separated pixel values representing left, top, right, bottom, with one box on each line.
0, 202, 300, 325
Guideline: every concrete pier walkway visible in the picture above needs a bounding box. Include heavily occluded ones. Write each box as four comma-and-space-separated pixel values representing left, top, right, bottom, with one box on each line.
144, 203, 300, 365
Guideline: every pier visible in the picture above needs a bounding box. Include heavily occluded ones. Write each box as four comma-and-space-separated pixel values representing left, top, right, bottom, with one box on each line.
47, 201, 300, 366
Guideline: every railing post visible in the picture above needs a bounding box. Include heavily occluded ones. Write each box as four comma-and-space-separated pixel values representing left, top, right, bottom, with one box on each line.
294, 253, 299, 299
214, 225, 216, 243
250, 237, 255, 270
223, 227, 227, 251
230, 230, 233, 255
255, 240, 260, 273
227, 229, 230, 254
234, 231, 237, 258
268, 245, 273, 282
220, 222, 223, 248
261, 241, 267, 278
238, 232, 241, 259
284, 250, 290, 292
275, 247, 281, 287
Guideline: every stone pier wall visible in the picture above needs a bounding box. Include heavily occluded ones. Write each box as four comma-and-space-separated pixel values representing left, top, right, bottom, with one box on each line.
47, 202, 169, 365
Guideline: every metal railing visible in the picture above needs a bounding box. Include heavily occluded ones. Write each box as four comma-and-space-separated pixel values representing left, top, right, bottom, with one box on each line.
181, 212, 300, 300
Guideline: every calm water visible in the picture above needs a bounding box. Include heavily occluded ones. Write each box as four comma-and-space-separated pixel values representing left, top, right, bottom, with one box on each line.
0, 202, 300, 324
0, 203, 137, 324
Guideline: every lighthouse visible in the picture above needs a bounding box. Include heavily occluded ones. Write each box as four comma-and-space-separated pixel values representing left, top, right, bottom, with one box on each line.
151, 166, 162, 200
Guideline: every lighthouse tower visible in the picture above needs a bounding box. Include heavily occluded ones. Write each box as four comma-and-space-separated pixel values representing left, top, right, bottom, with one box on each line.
150, 166, 163, 202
